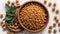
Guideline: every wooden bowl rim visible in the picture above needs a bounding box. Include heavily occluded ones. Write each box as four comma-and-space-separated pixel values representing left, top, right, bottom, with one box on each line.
17, 1, 49, 32
6, 22, 22, 32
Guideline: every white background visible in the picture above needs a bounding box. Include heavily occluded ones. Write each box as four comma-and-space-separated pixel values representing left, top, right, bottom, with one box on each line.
0, 0, 60, 34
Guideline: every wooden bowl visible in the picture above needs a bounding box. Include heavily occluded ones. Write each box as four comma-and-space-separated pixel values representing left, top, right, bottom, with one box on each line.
17, 1, 49, 32
6, 18, 23, 32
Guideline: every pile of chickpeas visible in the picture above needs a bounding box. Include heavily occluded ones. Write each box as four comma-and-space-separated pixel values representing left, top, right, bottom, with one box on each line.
9, 18, 22, 32
20, 3, 47, 30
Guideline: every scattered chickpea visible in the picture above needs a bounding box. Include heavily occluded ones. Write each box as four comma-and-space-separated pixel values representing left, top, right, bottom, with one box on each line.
7, 0, 10, 4
1, 21, 6, 30
16, 3, 20, 8
54, 16, 57, 20
53, 29, 57, 33
49, 25, 52, 29
1, 24, 5, 27
58, 22, 60, 26
2, 26, 6, 30
48, 29, 52, 33
56, 18, 59, 22
0, 21, 3, 25
59, 28, 60, 32
56, 9, 59, 14
52, 7, 55, 11
54, 17, 59, 22
16, 0, 19, 4
16, 2, 20, 5
53, 3, 56, 7
48, 2, 51, 6
0, 14, 3, 19
12, 1, 15, 5
53, 22, 56, 27
7, 30, 10, 34
44, 0, 47, 4
1, 21, 6, 27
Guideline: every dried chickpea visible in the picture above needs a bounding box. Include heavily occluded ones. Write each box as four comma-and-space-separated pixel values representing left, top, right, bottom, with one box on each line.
1, 24, 5, 27
12, 1, 15, 5
14, 27, 17, 30
0, 21, 3, 25
53, 3, 56, 7
56, 9, 59, 14
2, 26, 6, 30
48, 29, 52, 33
53, 29, 57, 33
16, 0, 19, 4
0, 14, 3, 18
7, 30, 10, 34
7, 0, 10, 4
44, 0, 47, 4
56, 18, 59, 22
53, 22, 56, 27
16, 3, 20, 8
14, 25, 18, 29
10, 25, 14, 27
58, 22, 60, 26
52, 7, 55, 11
59, 28, 60, 32
16, 2, 20, 5
1, 21, 6, 27
49, 25, 52, 29
15, 23, 17, 26
54, 16, 57, 20
48, 2, 51, 6
1, 21, 6, 30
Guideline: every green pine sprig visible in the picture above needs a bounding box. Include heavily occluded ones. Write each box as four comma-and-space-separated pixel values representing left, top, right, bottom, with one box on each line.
4, 4, 16, 26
